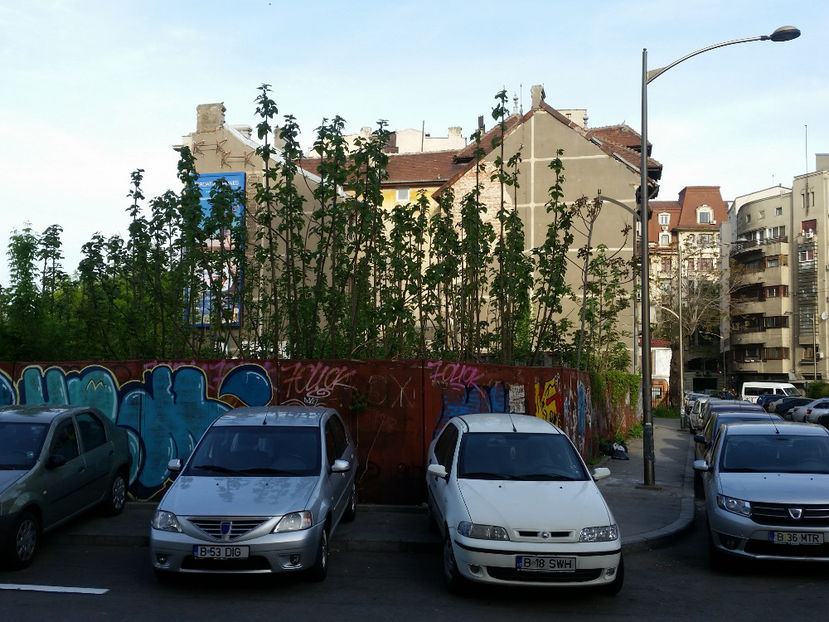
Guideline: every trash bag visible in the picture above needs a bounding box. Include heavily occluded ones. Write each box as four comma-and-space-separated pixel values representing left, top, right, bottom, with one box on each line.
611, 442, 629, 460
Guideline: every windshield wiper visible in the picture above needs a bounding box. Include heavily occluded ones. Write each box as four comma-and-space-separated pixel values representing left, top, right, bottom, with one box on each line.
460, 472, 513, 480
236, 467, 307, 476
191, 464, 239, 474
518, 473, 580, 481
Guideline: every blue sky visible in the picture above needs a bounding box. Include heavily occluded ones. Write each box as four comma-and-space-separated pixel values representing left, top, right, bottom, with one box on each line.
1, 0, 826, 284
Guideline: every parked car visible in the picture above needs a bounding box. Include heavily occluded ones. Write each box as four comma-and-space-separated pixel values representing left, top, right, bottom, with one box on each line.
768, 397, 813, 419
683, 393, 708, 430
425, 413, 623, 593
694, 399, 764, 432
755, 394, 781, 411
694, 421, 829, 569
740, 381, 800, 403
0, 405, 131, 569
688, 396, 713, 432
694, 411, 783, 462
790, 398, 829, 424
149, 406, 357, 581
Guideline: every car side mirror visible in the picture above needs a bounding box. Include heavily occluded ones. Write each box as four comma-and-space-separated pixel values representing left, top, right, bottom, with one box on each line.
592, 467, 611, 481
331, 459, 351, 473
167, 458, 183, 474
427, 464, 448, 480
46, 454, 67, 469
693, 459, 710, 472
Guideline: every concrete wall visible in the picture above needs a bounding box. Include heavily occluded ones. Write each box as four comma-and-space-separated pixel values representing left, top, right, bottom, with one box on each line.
0, 360, 636, 504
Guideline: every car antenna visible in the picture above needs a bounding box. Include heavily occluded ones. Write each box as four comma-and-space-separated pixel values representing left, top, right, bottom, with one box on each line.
262, 416, 268, 426
508, 413, 517, 432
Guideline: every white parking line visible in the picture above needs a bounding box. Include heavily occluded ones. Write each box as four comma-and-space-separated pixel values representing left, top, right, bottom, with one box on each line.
0, 583, 108, 595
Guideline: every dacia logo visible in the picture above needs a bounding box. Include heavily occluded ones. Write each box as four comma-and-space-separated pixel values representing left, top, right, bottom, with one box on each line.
221, 521, 232, 540
787, 508, 803, 520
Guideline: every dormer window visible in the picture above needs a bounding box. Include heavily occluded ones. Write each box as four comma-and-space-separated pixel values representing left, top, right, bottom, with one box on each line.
697, 205, 714, 224
658, 212, 670, 226
659, 232, 671, 246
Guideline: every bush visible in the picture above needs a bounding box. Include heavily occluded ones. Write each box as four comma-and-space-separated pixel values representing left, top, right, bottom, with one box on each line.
653, 405, 680, 419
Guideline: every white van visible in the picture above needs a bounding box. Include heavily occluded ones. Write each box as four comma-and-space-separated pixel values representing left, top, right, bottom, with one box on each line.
740, 381, 801, 403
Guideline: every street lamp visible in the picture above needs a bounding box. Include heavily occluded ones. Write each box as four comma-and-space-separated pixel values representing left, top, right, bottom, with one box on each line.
639, 25, 800, 486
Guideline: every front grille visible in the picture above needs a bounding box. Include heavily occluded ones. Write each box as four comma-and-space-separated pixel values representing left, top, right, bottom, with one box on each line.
187, 518, 268, 541
744, 540, 829, 558
751, 503, 829, 527
181, 556, 272, 572
516, 530, 572, 539
488, 567, 602, 583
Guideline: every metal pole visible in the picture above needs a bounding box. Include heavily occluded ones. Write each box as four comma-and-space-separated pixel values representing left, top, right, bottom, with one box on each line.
640, 48, 655, 486
677, 240, 684, 408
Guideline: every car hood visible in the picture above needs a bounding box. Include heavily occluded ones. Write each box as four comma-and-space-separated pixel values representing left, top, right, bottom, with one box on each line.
457, 478, 614, 530
719, 472, 829, 503
160, 475, 319, 516
0, 470, 26, 495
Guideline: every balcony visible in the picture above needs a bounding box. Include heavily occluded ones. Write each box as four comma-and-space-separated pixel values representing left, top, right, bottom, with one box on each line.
731, 236, 788, 256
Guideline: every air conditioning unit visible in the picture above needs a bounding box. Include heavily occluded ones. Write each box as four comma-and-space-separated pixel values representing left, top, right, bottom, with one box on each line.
711, 219, 717, 225
804, 231, 815, 238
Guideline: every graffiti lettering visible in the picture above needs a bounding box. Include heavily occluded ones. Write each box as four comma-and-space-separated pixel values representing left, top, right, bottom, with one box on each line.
281, 361, 356, 401
426, 360, 485, 391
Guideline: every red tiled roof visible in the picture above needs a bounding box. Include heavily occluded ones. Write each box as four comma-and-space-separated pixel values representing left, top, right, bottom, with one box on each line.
647, 186, 728, 243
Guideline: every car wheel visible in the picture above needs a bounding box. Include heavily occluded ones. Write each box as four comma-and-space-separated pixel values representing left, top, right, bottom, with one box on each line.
601, 555, 624, 596
103, 471, 128, 516
307, 527, 329, 582
4, 510, 40, 569
443, 532, 466, 593
342, 483, 357, 523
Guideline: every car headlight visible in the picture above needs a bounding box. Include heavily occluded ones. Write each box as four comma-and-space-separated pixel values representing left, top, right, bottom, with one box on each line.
717, 495, 751, 517
457, 521, 510, 541
274, 511, 313, 533
152, 510, 182, 533
579, 525, 619, 542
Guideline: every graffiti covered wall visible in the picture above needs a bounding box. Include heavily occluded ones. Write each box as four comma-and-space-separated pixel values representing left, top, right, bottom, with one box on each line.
0, 359, 635, 504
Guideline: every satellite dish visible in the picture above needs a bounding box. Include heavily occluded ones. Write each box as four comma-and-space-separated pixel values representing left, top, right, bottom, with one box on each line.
822, 311, 828, 321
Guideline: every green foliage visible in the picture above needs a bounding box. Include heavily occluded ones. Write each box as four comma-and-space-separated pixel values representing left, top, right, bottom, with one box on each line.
653, 405, 681, 419
0, 86, 637, 369
806, 381, 829, 399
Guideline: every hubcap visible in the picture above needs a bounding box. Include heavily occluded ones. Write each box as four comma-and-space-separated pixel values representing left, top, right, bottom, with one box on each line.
16, 519, 37, 561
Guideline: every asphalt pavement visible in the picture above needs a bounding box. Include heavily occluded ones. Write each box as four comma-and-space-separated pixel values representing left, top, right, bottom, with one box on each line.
49, 417, 694, 555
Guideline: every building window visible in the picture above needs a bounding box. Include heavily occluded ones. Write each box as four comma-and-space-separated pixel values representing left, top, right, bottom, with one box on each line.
659, 233, 671, 246
763, 347, 789, 360
658, 212, 670, 225
767, 287, 779, 298
661, 257, 672, 273
698, 234, 713, 246
776, 207, 783, 216
698, 207, 713, 224
802, 219, 817, 234
764, 316, 789, 329
770, 225, 785, 239
686, 258, 695, 272
767, 257, 779, 268
799, 249, 815, 262
699, 258, 714, 271
745, 213, 751, 223
395, 187, 410, 202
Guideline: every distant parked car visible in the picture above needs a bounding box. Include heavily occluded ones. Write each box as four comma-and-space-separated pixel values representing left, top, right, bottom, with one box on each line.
150, 405, 357, 581
683, 393, 708, 429
755, 394, 781, 411
694, 411, 783, 462
0, 405, 131, 569
694, 421, 829, 569
790, 398, 829, 424
768, 397, 813, 419
426, 413, 623, 594
695, 399, 764, 432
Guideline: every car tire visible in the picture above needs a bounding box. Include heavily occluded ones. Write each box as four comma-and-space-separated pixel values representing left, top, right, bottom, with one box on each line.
102, 470, 128, 516
307, 527, 329, 582
342, 483, 357, 523
601, 555, 624, 596
4, 510, 40, 569
443, 532, 467, 593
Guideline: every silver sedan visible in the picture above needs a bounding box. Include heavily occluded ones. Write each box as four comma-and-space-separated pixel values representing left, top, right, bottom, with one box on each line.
149, 406, 357, 581
694, 421, 829, 568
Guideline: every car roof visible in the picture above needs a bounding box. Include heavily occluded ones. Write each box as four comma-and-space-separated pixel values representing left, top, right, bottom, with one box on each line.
212, 405, 337, 427
455, 413, 561, 434
723, 421, 829, 436
0, 404, 93, 423
714, 412, 783, 422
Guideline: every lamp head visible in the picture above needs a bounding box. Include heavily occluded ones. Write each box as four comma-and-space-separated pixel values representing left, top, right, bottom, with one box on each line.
768, 26, 801, 42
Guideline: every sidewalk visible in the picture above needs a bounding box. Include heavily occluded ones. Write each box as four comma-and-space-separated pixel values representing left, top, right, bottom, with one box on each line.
50, 417, 695, 555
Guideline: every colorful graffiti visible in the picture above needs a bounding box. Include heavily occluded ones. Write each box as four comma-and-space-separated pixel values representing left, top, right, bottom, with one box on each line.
0, 359, 622, 503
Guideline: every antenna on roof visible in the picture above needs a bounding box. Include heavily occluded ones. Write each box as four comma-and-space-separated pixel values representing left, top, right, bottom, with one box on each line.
520, 83, 524, 116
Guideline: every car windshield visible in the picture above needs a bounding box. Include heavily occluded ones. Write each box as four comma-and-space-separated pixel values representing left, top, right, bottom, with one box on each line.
0, 422, 49, 470
184, 425, 321, 477
457, 432, 588, 481
783, 388, 802, 396
720, 434, 829, 474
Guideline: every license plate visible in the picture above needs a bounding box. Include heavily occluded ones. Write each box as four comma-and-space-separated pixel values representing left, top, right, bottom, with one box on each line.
769, 531, 824, 545
193, 545, 250, 559
515, 555, 576, 572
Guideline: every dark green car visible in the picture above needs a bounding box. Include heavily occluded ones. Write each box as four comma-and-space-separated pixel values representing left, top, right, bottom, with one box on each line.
0, 405, 132, 568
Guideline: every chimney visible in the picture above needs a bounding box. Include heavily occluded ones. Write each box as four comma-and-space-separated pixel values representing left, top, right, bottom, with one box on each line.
197, 103, 226, 133
530, 85, 546, 109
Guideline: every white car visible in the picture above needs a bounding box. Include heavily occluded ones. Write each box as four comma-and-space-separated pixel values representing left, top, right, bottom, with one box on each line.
790, 398, 829, 423
425, 413, 622, 593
